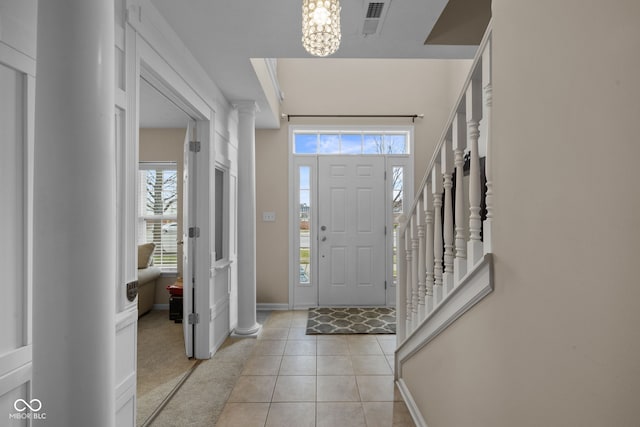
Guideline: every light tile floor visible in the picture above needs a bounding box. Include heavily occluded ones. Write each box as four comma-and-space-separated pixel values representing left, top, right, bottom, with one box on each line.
216, 310, 415, 427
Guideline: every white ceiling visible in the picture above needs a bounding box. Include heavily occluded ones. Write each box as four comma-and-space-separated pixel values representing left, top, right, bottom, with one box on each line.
145, 0, 478, 129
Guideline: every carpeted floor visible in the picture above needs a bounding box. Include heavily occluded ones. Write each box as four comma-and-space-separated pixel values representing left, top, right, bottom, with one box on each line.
306, 307, 396, 334
137, 310, 197, 426
146, 312, 267, 426
149, 337, 256, 426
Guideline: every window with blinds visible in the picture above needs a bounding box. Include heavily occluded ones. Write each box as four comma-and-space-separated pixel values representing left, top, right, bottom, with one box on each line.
138, 162, 178, 271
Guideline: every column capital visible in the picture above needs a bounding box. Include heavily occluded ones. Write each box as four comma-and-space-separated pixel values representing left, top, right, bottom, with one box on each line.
233, 100, 261, 115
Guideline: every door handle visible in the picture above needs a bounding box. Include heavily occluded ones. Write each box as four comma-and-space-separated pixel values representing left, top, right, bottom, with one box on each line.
320, 225, 327, 231
321, 236, 327, 242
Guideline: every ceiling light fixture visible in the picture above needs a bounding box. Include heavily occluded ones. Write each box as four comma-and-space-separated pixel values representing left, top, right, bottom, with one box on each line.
302, 0, 341, 57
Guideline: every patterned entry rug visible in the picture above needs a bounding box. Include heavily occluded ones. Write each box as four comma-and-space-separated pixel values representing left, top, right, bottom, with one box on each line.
306, 307, 396, 334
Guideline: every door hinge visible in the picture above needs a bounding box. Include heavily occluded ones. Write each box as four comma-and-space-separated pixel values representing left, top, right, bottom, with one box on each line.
384, 171, 387, 180
384, 225, 387, 235
189, 141, 201, 153
385, 280, 387, 290
188, 313, 200, 324
189, 227, 200, 238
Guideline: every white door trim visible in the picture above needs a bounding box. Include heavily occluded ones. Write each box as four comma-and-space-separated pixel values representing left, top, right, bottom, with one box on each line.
0, 42, 36, 419
136, 39, 214, 359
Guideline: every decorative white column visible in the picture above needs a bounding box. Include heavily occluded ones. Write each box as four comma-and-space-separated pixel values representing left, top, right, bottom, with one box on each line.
234, 101, 262, 336
33, 1, 115, 426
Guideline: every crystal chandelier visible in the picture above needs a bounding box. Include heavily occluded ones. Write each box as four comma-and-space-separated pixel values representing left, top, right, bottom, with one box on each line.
302, 0, 341, 57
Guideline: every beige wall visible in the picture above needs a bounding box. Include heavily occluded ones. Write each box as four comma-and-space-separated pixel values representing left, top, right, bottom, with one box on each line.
402, 1, 640, 426
256, 59, 471, 304
139, 128, 185, 304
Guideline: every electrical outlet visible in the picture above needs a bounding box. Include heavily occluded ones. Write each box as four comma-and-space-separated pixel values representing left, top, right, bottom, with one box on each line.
262, 211, 276, 222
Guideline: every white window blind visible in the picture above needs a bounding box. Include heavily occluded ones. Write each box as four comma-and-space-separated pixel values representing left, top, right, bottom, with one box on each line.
138, 162, 178, 270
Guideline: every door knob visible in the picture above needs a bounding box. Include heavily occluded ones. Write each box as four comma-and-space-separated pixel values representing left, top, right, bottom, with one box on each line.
321, 236, 327, 242
320, 225, 327, 231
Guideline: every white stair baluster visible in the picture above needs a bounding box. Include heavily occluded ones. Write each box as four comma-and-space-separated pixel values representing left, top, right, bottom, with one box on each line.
405, 224, 413, 333
416, 195, 426, 320
482, 37, 493, 254
453, 112, 467, 283
410, 216, 419, 330
424, 184, 435, 314
396, 216, 407, 342
441, 132, 455, 295
467, 78, 484, 266
432, 166, 443, 304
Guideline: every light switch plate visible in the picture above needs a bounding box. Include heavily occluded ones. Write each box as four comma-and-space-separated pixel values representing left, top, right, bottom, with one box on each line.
262, 211, 276, 222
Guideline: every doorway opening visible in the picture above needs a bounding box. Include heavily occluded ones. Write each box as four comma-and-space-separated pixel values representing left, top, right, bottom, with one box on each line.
136, 76, 196, 426
289, 127, 414, 309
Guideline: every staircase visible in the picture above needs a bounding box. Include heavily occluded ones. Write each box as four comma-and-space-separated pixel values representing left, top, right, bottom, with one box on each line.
394, 24, 494, 427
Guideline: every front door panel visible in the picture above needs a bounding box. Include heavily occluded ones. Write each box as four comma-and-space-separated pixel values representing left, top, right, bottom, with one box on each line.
318, 156, 386, 306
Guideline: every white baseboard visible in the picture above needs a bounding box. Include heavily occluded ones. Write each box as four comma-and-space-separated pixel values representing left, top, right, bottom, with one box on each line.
257, 303, 290, 311
153, 304, 169, 310
396, 378, 428, 427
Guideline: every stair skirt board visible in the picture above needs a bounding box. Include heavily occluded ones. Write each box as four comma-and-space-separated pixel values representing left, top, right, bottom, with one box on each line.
396, 378, 429, 427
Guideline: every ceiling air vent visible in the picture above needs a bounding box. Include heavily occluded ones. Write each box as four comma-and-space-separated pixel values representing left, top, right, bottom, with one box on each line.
366, 2, 385, 18
361, 1, 391, 36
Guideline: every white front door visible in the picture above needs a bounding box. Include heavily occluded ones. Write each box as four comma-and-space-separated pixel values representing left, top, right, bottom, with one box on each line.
182, 121, 196, 357
318, 156, 387, 306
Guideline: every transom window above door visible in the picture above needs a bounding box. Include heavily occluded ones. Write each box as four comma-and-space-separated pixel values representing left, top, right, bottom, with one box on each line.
294, 130, 410, 155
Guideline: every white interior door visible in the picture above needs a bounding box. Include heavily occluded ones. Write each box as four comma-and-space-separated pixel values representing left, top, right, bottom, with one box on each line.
318, 156, 387, 306
183, 121, 195, 357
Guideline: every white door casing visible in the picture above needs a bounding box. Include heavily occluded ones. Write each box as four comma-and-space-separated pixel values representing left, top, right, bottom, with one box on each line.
0, 55, 35, 419
318, 156, 387, 306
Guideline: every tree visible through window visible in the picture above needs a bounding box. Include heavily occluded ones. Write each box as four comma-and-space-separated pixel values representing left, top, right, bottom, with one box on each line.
138, 162, 178, 270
